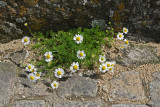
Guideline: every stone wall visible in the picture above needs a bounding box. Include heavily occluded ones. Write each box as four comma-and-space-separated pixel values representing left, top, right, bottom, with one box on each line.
0, 0, 160, 43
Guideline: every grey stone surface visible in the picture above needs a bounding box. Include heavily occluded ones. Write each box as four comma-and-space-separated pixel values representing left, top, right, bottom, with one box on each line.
9, 49, 28, 65
117, 45, 159, 67
91, 19, 107, 30
57, 76, 97, 98
109, 71, 146, 101
13, 100, 46, 107
148, 72, 160, 106
110, 104, 148, 107
53, 99, 107, 107
152, 72, 160, 80
14, 78, 50, 96
0, 62, 17, 107
0, 1, 7, 7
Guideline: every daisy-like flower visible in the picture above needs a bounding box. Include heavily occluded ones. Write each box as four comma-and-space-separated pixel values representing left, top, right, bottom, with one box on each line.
99, 55, 106, 63
44, 51, 53, 62
28, 73, 37, 82
51, 81, 59, 89
70, 62, 79, 73
105, 61, 111, 67
99, 63, 108, 73
117, 32, 124, 40
77, 50, 86, 59
22, 36, 30, 45
55, 68, 65, 78
34, 72, 42, 79
120, 45, 124, 49
31, 68, 37, 73
26, 64, 35, 72
73, 34, 83, 44
24, 23, 28, 26
108, 67, 114, 73
91, 54, 95, 58
123, 27, 128, 34
111, 61, 116, 67
124, 39, 129, 46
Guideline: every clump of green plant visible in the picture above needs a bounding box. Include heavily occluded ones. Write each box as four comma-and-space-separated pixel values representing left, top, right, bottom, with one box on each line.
30, 26, 107, 75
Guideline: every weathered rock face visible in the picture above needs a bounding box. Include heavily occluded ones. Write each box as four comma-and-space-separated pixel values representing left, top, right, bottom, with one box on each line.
0, 0, 160, 43
109, 71, 146, 101
0, 62, 17, 107
116, 45, 159, 67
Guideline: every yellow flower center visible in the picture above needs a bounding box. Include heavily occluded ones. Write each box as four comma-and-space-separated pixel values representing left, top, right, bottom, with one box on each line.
124, 29, 127, 32
30, 76, 34, 80
92, 54, 95, 58
111, 64, 114, 66
101, 58, 104, 61
121, 46, 124, 48
24, 23, 28, 26
73, 65, 78, 70
57, 71, 62, 75
102, 66, 106, 70
46, 54, 50, 59
125, 41, 128, 44
54, 83, 57, 87
31, 69, 34, 72
24, 38, 28, 42
36, 73, 40, 77
119, 34, 122, 38
76, 37, 81, 41
28, 66, 31, 69
107, 64, 110, 67
79, 52, 83, 57
109, 68, 112, 71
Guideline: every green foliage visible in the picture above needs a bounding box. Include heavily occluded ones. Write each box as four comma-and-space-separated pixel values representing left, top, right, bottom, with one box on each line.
30, 26, 115, 79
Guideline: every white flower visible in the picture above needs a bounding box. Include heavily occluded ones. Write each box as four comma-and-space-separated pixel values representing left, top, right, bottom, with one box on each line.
28, 73, 37, 82
44, 51, 53, 62
34, 72, 42, 79
26, 64, 35, 72
111, 61, 116, 67
51, 81, 59, 89
70, 62, 79, 73
105, 61, 111, 67
99, 55, 106, 63
99, 63, 108, 73
55, 68, 65, 78
123, 27, 128, 34
22, 36, 30, 45
24, 23, 28, 26
91, 54, 95, 58
77, 50, 86, 59
31, 68, 37, 73
108, 67, 114, 73
124, 39, 129, 46
73, 34, 83, 44
120, 45, 124, 49
117, 32, 124, 40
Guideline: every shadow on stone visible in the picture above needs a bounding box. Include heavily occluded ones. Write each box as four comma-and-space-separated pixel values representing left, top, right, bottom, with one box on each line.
19, 73, 27, 78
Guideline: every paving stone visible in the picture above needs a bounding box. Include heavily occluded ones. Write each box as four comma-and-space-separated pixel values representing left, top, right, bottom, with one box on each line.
152, 72, 160, 80
13, 100, 46, 107
9, 49, 28, 65
0, 62, 17, 107
148, 72, 160, 106
57, 76, 98, 98
109, 71, 146, 101
110, 104, 148, 107
14, 78, 49, 96
116, 45, 159, 67
53, 99, 107, 107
